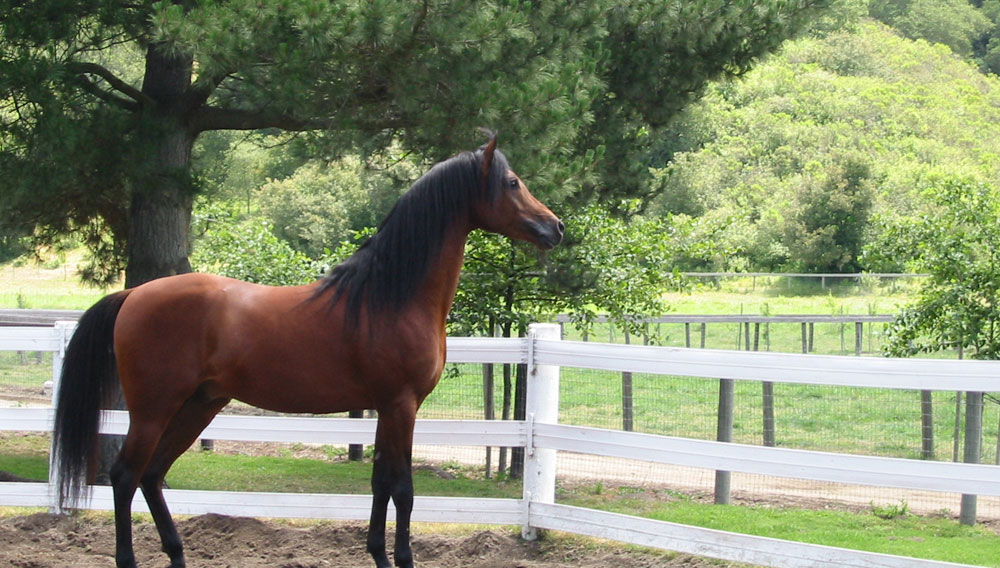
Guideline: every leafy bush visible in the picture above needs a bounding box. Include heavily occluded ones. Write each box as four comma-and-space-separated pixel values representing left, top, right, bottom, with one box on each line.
865, 180, 1000, 359
191, 207, 317, 286
452, 201, 682, 339
647, 22, 1000, 272
257, 155, 416, 257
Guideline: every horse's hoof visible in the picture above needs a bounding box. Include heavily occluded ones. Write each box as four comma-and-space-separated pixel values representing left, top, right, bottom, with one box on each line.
370, 553, 392, 568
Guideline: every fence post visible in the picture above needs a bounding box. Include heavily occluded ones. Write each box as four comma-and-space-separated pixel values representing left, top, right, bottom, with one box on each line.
49, 321, 75, 513
961, 391, 983, 526
347, 410, 365, 461
920, 390, 934, 460
483, 361, 495, 478
714, 378, 735, 504
50, 321, 74, 397
622, 330, 634, 432
522, 323, 560, 541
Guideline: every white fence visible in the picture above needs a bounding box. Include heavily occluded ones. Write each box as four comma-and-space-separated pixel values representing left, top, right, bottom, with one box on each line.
1, 322, 998, 568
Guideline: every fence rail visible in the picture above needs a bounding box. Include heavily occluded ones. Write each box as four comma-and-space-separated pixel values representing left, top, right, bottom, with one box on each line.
0, 309, 83, 327
553, 313, 894, 324
0, 323, 995, 568
534, 339, 996, 389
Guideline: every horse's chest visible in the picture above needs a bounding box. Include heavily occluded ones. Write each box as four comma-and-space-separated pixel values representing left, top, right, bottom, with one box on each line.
362, 342, 444, 394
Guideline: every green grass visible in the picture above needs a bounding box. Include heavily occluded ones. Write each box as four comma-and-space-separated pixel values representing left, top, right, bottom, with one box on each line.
0, 454, 47, 480
0, 352, 55, 388
0, 253, 114, 310
2, 436, 997, 566
0, 434, 49, 480
166, 451, 522, 499
567, 487, 1000, 566
0, 434, 522, 497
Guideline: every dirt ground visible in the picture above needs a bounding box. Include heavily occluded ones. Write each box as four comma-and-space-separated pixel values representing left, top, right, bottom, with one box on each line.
0, 512, 727, 568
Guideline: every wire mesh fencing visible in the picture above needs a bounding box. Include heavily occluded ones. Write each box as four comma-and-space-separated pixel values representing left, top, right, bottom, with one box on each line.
422, 359, 1000, 519
0, 351, 52, 408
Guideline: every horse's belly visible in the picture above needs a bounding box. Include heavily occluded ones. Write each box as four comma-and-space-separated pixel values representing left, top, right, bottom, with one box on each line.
231, 377, 370, 415
215, 345, 373, 414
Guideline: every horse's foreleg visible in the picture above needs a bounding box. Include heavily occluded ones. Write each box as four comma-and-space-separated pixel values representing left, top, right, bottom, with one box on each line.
390, 452, 414, 568
367, 403, 417, 568
140, 395, 230, 568
367, 448, 393, 568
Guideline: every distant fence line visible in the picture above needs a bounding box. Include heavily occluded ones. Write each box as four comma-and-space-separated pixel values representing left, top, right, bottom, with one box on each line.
553, 313, 894, 356
553, 313, 893, 324
681, 272, 929, 290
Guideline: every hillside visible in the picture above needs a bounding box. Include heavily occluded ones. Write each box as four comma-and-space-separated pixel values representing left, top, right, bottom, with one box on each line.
650, 20, 1000, 272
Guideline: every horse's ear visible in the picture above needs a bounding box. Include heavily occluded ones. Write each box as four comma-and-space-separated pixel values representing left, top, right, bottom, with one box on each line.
481, 135, 498, 179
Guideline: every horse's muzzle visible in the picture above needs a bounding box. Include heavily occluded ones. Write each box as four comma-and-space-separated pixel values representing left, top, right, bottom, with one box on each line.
531, 218, 564, 250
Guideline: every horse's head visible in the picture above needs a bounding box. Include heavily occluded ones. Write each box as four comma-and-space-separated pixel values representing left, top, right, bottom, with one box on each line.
472, 137, 564, 250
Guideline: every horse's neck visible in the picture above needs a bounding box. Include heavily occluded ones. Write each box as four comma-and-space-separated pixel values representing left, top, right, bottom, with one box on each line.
413, 225, 470, 329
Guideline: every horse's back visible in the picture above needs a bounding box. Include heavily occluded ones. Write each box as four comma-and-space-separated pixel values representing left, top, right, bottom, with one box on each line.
111, 272, 446, 415
112, 274, 311, 404
115, 272, 278, 348
112, 273, 380, 413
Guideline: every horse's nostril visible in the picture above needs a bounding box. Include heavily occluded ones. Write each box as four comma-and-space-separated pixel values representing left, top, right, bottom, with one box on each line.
556, 220, 565, 234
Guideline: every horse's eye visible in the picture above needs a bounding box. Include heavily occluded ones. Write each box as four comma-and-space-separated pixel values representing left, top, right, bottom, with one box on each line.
508, 178, 519, 189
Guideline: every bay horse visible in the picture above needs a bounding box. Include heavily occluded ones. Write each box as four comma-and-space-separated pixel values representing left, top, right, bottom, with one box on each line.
52, 137, 563, 568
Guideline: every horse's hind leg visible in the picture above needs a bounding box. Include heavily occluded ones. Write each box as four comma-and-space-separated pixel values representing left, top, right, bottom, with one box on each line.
110, 421, 169, 568
139, 394, 230, 568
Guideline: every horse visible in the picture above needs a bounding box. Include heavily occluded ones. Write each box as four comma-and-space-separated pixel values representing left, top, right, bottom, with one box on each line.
52, 136, 563, 568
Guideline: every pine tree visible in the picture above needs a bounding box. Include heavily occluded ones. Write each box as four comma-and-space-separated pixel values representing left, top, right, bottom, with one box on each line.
1, 1, 827, 286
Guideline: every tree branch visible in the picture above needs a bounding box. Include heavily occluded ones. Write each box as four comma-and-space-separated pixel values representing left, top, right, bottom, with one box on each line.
191, 105, 414, 134
182, 71, 232, 114
190, 106, 320, 133
66, 62, 154, 108
69, 74, 140, 112
405, 0, 430, 52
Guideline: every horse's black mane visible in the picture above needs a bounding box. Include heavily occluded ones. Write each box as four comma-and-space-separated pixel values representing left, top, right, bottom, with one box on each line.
313, 145, 510, 325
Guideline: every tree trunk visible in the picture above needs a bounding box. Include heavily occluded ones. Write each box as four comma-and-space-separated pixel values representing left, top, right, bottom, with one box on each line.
124, 182, 193, 288
99, 43, 197, 482
125, 43, 196, 288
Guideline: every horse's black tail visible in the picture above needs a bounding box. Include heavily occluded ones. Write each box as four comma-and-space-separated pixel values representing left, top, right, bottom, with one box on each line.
52, 289, 131, 509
